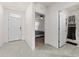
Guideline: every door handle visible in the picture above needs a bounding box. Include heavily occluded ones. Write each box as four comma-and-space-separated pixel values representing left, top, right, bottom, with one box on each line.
20, 26, 22, 30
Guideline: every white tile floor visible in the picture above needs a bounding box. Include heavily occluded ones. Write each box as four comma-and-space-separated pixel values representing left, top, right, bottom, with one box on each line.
0, 40, 79, 57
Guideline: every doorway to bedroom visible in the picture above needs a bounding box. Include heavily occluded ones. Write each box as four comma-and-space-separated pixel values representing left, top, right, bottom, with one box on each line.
35, 12, 45, 48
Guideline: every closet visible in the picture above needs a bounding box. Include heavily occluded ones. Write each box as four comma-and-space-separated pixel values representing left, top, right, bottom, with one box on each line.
67, 15, 76, 40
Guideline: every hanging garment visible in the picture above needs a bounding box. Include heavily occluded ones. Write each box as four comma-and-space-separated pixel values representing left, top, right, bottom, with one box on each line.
67, 27, 76, 40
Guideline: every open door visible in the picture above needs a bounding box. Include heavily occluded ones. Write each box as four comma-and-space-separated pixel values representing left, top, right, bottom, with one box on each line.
58, 11, 67, 48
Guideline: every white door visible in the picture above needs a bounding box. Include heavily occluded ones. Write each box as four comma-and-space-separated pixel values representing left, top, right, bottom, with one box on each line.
8, 13, 22, 41
59, 11, 67, 47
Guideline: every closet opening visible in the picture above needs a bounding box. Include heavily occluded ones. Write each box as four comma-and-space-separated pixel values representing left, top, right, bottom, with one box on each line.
35, 12, 45, 48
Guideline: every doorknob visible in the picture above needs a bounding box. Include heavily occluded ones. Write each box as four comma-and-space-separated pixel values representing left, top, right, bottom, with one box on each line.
20, 26, 22, 30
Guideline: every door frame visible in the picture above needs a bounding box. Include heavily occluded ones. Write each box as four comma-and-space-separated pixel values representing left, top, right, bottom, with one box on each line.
58, 10, 60, 48
58, 10, 67, 48
7, 9, 24, 42
35, 12, 45, 47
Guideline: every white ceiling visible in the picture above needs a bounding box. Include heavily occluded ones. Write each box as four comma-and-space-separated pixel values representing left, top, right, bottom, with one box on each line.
0, 2, 30, 11
35, 2, 54, 8
66, 4, 79, 12
0, 2, 54, 11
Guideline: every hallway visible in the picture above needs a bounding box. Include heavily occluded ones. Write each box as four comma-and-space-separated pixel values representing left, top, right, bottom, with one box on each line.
0, 40, 79, 57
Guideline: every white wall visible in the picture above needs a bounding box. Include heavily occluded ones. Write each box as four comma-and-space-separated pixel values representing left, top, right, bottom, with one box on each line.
35, 3, 46, 15
45, 2, 79, 48
23, 2, 35, 50
2, 8, 8, 44
0, 5, 4, 46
